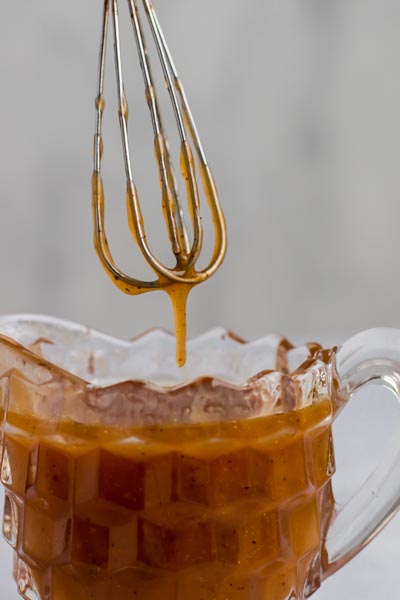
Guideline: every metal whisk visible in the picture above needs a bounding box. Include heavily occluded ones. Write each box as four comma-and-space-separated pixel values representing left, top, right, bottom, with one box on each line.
92, 0, 227, 366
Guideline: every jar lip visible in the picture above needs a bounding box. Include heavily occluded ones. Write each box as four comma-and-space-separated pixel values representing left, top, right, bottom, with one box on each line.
0, 313, 326, 391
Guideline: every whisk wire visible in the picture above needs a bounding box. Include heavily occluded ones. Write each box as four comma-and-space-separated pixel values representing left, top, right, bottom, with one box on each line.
143, 0, 226, 273
128, 0, 191, 263
94, 0, 109, 175
141, 0, 205, 265
145, 2, 207, 165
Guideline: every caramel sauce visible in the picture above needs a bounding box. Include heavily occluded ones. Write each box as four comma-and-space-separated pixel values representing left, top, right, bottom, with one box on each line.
166, 283, 191, 367
3, 398, 335, 599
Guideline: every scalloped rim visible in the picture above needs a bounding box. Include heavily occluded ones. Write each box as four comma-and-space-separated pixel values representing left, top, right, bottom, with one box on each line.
0, 314, 325, 391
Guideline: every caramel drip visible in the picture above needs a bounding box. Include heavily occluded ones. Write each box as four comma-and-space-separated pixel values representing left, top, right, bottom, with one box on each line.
167, 283, 192, 367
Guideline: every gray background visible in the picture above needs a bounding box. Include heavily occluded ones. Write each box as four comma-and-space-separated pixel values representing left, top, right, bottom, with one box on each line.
1, 0, 400, 597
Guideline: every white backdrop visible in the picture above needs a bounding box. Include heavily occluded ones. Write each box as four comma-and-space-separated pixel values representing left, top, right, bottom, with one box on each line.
0, 1, 400, 597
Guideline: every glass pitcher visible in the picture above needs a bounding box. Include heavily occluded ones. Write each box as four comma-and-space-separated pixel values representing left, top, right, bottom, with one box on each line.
0, 315, 399, 600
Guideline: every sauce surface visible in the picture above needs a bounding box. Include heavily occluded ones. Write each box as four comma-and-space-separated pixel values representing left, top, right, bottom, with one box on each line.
3, 398, 335, 599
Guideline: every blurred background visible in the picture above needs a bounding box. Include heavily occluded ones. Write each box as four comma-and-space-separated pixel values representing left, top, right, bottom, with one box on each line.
1, 0, 400, 597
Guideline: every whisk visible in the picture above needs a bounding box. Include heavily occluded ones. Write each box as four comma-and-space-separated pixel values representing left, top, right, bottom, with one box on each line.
92, 0, 227, 367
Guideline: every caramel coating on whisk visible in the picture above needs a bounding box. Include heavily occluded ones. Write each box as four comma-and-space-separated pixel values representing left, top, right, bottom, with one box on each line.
92, 0, 227, 366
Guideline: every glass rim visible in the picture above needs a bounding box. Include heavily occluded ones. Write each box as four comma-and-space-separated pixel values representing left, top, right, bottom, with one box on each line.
0, 314, 338, 424
0, 313, 332, 387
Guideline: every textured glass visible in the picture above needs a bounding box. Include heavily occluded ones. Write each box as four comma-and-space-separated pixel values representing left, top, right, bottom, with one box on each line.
0, 316, 399, 599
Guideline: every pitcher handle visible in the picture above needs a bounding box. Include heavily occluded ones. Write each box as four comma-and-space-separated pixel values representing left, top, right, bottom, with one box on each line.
323, 328, 400, 577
